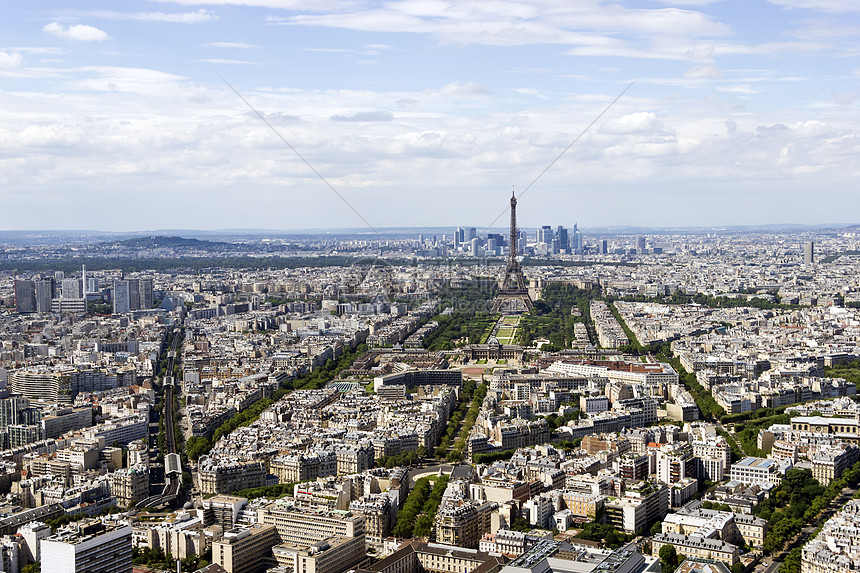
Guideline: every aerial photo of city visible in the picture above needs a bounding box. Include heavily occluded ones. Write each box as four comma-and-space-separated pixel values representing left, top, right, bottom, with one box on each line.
2, 1, 860, 573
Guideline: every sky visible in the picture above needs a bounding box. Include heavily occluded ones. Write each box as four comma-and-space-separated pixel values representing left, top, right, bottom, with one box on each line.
1, 0, 859, 232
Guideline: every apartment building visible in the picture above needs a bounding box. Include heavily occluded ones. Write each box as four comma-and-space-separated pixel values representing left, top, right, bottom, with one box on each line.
604, 481, 669, 534
651, 533, 739, 567
198, 459, 267, 496
434, 500, 497, 549
801, 499, 860, 573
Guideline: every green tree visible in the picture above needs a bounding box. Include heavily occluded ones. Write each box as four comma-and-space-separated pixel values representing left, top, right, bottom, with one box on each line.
659, 545, 679, 572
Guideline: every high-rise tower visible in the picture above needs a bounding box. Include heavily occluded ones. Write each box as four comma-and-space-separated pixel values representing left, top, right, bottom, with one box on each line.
492, 191, 533, 313
804, 241, 814, 264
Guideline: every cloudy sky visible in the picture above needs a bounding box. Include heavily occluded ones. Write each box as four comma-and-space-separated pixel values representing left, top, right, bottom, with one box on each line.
1, 0, 859, 232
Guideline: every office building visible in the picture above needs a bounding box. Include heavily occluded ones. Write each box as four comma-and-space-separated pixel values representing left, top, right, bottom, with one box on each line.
538, 226, 553, 246
213, 524, 280, 573
0, 397, 41, 430
9, 424, 43, 447
729, 457, 784, 487
804, 241, 814, 264
35, 279, 54, 313
257, 502, 365, 546
113, 280, 131, 314
273, 535, 367, 573
556, 226, 569, 252
62, 278, 83, 299
571, 224, 583, 253
41, 520, 132, 573
10, 367, 75, 403
112, 278, 152, 313
140, 278, 153, 308
14, 280, 36, 313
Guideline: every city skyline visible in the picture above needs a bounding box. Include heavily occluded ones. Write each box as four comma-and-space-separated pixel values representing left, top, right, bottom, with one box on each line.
2, 1, 859, 231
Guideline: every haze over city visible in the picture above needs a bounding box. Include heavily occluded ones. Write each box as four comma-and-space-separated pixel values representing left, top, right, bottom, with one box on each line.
2, 0, 859, 231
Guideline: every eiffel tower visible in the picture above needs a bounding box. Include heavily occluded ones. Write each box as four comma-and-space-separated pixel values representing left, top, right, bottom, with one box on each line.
492, 190, 533, 313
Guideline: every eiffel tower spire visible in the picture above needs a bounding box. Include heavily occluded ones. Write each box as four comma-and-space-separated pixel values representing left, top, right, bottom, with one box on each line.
492, 190, 532, 313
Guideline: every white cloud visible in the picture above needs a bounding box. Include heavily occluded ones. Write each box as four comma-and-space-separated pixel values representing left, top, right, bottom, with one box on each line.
196, 58, 261, 65
717, 84, 760, 94
3, 41, 860, 229
276, 1, 728, 58
683, 63, 723, 79
653, 0, 723, 4
331, 111, 394, 122
152, 0, 357, 9
8, 47, 64, 55
43, 22, 109, 42
768, 0, 860, 13
91, 9, 217, 23
0, 51, 23, 69
203, 42, 260, 49
602, 112, 663, 135
62, 66, 187, 95
301, 48, 352, 53
432, 82, 492, 97
513, 88, 547, 99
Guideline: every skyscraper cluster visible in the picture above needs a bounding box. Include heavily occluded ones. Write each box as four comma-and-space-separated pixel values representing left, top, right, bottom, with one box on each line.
535, 223, 582, 255
13, 266, 93, 314
12, 266, 154, 316
112, 279, 154, 314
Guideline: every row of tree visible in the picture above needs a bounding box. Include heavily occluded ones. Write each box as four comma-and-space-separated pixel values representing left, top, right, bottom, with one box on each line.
391, 475, 450, 539
448, 382, 488, 461
376, 447, 427, 469
433, 380, 478, 458
230, 482, 296, 500
754, 464, 860, 556
657, 354, 726, 421
731, 413, 790, 457
132, 546, 212, 572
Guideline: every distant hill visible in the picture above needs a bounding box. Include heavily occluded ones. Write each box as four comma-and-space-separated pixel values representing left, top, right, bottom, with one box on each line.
112, 236, 231, 249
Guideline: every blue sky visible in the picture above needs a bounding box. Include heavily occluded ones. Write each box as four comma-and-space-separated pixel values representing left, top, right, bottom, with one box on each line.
1, 0, 859, 231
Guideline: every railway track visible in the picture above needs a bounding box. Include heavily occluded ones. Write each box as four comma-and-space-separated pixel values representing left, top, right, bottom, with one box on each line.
137, 324, 184, 509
